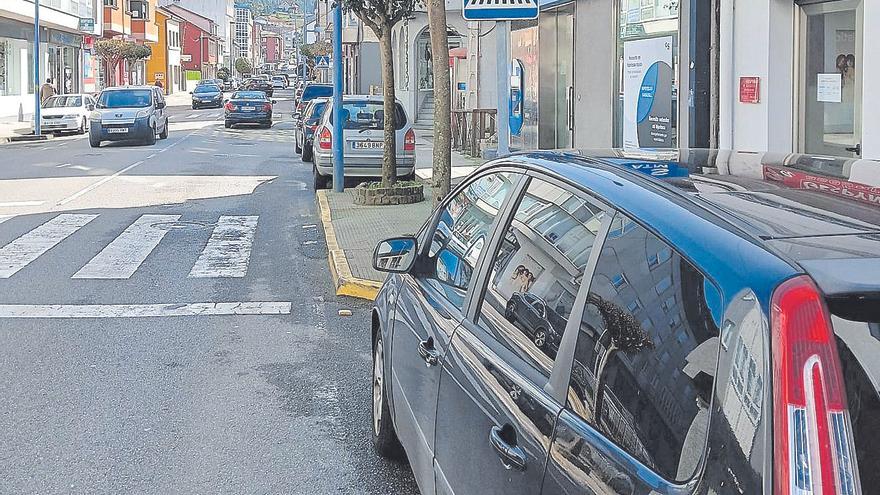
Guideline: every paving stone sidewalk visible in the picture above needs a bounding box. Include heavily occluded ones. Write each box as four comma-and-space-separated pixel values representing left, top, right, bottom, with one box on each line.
324, 188, 434, 282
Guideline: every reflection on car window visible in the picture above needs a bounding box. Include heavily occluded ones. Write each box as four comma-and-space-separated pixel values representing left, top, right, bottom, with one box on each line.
42, 96, 82, 108
97, 90, 152, 109
478, 178, 606, 377
566, 212, 720, 481
419, 172, 518, 309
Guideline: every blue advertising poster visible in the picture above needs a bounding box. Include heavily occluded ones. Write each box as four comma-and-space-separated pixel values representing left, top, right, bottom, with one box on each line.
622, 36, 673, 149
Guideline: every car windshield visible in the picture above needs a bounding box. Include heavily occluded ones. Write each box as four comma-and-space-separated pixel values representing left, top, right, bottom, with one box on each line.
42, 96, 82, 108
96, 90, 152, 108
194, 85, 221, 93
301, 85, 332, 100
330, 101, 407, 130
231, 91, 266, 100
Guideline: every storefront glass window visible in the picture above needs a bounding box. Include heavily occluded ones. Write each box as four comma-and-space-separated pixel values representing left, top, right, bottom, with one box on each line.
614, 0, 679, 149
799, 0, 862, 157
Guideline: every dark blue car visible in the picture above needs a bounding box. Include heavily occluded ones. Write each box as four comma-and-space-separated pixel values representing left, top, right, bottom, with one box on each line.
224, 91, 275, 129
369, 150, 880, 495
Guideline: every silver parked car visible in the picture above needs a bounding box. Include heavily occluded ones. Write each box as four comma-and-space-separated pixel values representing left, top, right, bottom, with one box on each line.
89, 86, 168, 147
311, 95, 415, 189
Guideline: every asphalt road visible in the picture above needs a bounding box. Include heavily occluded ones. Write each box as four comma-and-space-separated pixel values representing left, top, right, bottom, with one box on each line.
0, 89, 419, 494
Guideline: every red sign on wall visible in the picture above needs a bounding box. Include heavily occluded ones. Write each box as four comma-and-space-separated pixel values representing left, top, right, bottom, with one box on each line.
739, 76, 760, 104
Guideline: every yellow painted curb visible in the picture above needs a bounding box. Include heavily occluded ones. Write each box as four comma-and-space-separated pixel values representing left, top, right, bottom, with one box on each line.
316, 190, 383, 301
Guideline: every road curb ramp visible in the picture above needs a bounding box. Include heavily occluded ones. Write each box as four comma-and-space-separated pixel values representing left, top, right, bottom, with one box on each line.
316, 190, 383, 300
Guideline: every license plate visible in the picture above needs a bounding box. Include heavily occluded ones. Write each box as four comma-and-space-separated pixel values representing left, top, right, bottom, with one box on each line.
106, 127, 129, 134
241, 106, 256, 111
353, 141, 383, 150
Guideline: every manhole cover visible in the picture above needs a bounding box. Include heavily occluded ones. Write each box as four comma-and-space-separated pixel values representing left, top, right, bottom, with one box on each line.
151, 220, 211, 231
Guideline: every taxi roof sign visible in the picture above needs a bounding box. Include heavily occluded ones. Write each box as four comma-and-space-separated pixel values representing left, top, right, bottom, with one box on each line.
462, 0, 538, 21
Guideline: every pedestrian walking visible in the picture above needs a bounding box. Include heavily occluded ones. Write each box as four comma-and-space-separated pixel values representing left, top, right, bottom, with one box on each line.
39, 78, 56, 103
154, 80, 164, 89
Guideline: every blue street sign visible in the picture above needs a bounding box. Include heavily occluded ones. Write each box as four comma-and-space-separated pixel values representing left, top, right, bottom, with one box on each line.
463, 0, 538, 21
314, 55, 330, 68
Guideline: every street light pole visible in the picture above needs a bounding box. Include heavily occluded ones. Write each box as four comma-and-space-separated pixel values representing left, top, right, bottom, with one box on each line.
331, 2, 343, 192
301, 0, 307, 82
34, 0, 41, 136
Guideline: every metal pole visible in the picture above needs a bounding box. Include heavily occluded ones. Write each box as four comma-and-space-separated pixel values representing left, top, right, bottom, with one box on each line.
301, 0, 307, 82
331, 3, 344, 192
495, 20, 510, 155
34, 0, 41, 136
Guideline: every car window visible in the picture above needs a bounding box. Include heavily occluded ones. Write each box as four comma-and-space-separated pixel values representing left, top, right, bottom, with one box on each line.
417, 172, 519, 310
329, 101, 407, 130
232, 92, 267, 100
97, 90, 152, 108
477, 177, 607, 378
42, 96, 82, 108
566, 212, 720, 482
308, 101, 328, 121
194, 85, 220, 93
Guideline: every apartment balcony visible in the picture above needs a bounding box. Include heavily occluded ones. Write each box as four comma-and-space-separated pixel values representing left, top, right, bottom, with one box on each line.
131, 0, 159, 43
103, 1, 131, 37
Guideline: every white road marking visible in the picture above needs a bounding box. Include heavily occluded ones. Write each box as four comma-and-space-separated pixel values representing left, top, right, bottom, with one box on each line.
0, 201, 45, 207
72, 214, 181, 279
187, 113, 198, 119
189, 215, 258, 278
69, 165, 91, 171
56, 163, 71, 168
0, 214, 98, 278
57, 160, 144, 206
0, 301, 292, 318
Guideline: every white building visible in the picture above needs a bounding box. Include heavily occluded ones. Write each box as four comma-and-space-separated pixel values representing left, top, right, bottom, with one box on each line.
233, 5, 252, 63
161, 0, 234, 68
1, 0, 103, 119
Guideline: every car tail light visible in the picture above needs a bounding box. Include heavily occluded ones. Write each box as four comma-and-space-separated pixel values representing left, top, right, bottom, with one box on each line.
318, 127, 332, 150
772, 275, 861, 495
263, 103, 272, 112
225, 102, 235, 111
404, 129, 416, 151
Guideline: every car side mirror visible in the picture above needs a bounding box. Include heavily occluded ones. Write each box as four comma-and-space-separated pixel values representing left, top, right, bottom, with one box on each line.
87, 104, 95, 111
156, 101, 166, 109
373, 237, 418, 273
272, 100, 277, 104
189, 91, 193, 94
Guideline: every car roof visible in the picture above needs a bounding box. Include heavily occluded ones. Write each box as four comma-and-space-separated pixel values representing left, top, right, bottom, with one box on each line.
489, 149, 880, 298
101, 86, 154, 91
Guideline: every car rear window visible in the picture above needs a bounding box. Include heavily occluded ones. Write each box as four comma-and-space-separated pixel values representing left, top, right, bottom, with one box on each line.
232, 92, 266, 100
307, 101, 328, 121
194, 85, 221, 93
330, 101, 407, 130
301, 85, 333, 100
97, 90, 152, 108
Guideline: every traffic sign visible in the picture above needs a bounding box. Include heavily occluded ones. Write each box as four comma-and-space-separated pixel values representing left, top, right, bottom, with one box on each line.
462, 0, 538, 21
314, 56, 330, 69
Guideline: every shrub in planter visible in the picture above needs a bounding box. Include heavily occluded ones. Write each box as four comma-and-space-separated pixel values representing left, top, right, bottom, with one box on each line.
353, 180, 424, 206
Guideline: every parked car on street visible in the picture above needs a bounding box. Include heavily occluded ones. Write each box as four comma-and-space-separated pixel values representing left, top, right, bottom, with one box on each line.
35, 94, 96, 134
295, 82, 332, 115
504, 291, 564, 355
311, 95, 415, 189
224, 90, 275, 129
271, 75, 286, 89
89, 86, 168, 147
369, 150, 880, 495
191, 84, 223, 109
241, 78, 273, 97
294, 97, 329, 162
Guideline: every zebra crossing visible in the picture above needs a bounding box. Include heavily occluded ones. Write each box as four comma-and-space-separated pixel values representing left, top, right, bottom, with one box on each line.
0, 213, 261, 280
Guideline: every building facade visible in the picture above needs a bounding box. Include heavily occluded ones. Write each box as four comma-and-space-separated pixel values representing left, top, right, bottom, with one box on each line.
159, 0, 233, 68
164, 4, 218, 87
146, 7, 183, 94
1, 0, 102, 118
233, 4, 252, 64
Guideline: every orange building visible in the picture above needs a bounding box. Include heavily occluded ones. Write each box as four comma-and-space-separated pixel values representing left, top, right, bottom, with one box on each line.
145, 9, 170, 92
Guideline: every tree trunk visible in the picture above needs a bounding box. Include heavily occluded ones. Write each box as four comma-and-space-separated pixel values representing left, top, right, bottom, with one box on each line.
378, 29, 397, 188
427, 0, 451, 206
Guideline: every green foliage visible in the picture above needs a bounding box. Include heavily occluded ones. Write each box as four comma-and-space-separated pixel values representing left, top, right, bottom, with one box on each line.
95, 39, 151, 63
217, 67, 231, 81
339, 0, 416, 37
300, 41, 331, 58
234, 57, 253, 76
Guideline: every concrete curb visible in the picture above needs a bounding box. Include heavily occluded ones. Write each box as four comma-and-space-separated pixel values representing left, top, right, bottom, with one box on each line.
316, 190, 383, 301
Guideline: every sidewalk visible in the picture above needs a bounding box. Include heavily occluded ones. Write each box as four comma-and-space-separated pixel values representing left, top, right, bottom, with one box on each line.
0, 116, 33, 142
318, 131, 486, 299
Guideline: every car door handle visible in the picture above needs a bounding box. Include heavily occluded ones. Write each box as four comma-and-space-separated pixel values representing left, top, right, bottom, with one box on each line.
489, 425, 527, 471
845, 143, 861, 155
417, 338, 440, 367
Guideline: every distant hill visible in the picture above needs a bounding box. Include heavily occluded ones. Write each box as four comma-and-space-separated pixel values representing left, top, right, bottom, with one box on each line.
237, 0, 316, 16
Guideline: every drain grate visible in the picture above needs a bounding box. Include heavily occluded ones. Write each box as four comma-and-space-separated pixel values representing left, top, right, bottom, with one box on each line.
151, 220, 212, 231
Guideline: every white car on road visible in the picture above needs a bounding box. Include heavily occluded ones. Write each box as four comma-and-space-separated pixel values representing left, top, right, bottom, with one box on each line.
35, 94, 96, 134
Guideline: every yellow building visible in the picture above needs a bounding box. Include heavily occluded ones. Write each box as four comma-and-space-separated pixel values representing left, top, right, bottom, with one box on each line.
145, 7, 169, 93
